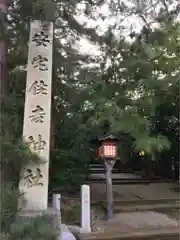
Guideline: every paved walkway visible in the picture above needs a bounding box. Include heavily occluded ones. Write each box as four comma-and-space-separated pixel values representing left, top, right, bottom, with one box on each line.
91, 181, 179, 203
90, 171, 179, 201
96, 211, 179, 232
90, 183, 131, 202
90, 173, 142, 179
79, 211, 179, 240
89, 164, 142, 180
113, 183, 179, 200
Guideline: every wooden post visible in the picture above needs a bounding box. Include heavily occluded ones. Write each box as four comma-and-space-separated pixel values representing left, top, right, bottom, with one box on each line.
105, 166, 113, 219
104, 159, 116, 219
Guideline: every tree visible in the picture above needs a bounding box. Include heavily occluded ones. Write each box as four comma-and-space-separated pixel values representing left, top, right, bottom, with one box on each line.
3, 0, 106, 191
0, 0, 10, 101
3, 0, 179, 192
1, 0, 90, 236
94, 1, 179, 151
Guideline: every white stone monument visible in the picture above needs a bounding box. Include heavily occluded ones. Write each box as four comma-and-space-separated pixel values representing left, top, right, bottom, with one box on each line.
80, 185, 91, 233
19, 20, 53, 211
52, 194, 61, 230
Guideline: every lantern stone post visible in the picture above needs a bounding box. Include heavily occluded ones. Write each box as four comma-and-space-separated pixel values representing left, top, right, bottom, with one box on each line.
91, 134, 119, 219
104, 158, 116, 218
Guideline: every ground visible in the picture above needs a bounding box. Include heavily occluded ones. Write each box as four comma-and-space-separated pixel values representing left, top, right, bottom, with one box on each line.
53, 169, 179, 239
89, 169, 179, 234
78, 172, 179, 240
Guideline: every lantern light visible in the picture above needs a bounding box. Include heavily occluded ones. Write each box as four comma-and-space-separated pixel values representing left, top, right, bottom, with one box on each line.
91, 134, 118, 159
102, 142, 117, 158
138, 151, 145, 156
90, 134, 119, 219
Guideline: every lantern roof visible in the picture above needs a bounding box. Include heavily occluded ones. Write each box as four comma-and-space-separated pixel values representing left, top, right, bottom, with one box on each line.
90, 134, 119, 144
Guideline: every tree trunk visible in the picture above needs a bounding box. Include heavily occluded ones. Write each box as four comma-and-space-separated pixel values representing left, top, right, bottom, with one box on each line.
0, 0, 9, 101
0, 0, 9, 183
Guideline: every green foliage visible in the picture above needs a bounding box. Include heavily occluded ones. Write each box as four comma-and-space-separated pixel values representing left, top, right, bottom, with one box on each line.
4, 0, 179, 196
0, 183, 22, 233
1, 96, 44, 185
1, 183, 57, 240
61, 201, 80, 224
8, 215, 57, 240
70, 204, 81, 223
0, 135, 44, 185
3, 0, 178, 239
49, 138, 89, 192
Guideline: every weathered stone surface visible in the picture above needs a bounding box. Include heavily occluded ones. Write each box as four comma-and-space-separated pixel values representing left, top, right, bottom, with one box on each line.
79, 228, 179, 240
60, 224, 76, 240
78, 211, 179, 240
67, 225, 81, 234
19, 20, 53, 211
97, 211, 178, 232
81, 185, 91, 233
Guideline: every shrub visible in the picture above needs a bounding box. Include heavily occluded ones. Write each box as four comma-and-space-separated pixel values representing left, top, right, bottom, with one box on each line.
0, 183, 22, 233
8, 215, 57, 240
1, 183, 58, 240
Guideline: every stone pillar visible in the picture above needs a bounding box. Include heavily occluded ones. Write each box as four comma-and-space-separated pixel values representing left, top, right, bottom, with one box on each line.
52, 194, 61, 231
80, 185, 91, 233
19, 20, 53, 211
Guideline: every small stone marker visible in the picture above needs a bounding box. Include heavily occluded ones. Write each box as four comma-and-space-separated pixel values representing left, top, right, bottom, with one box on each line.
80, 185, 91, 233
52, 194, 61, 230
53, 194, 61, 212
